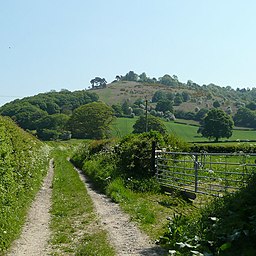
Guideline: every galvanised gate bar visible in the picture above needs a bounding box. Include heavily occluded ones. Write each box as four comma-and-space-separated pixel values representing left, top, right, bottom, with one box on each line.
155, 151, 256, 197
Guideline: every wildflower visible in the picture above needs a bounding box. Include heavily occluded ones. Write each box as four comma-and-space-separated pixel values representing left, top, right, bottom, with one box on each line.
209, 216, 218, 221
191, 251, 204, 256
169, 250, 176, 255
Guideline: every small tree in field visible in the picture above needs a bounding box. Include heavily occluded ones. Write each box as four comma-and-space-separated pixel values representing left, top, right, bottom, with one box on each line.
198, 108, 234, 142
133, 115, 166, 134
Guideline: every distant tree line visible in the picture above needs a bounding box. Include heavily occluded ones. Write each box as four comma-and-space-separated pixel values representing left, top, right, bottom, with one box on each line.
0, 89, 100, 140
114, 71, 182, 87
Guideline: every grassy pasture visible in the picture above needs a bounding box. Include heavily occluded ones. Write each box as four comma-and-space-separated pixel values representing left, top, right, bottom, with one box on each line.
111, 117, 137, 137
111, 117, 256, 143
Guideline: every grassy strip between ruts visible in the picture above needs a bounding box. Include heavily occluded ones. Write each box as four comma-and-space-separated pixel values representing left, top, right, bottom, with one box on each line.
49, 146, 115, 256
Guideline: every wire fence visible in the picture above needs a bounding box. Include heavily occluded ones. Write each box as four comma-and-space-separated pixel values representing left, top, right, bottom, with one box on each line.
155, 151, 256, 197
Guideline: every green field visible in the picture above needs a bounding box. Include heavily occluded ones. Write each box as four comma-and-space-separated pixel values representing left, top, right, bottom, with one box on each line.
111, 117, 137, 137
111, 117, 256, 142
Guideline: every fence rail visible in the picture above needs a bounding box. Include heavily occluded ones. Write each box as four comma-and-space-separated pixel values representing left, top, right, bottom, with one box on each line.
155, 151, 256, 197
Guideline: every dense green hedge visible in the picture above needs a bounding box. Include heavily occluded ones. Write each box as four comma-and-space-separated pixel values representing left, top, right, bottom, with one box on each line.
0, 116, 50, 252
191, 143, 256, 153
71, 131, 189, 192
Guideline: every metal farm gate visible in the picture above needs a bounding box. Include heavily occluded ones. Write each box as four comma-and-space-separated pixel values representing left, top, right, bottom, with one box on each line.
155, 151, 256, 197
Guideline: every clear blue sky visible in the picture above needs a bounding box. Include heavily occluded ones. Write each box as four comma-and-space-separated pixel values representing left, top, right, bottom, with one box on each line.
1, 0, 256, 106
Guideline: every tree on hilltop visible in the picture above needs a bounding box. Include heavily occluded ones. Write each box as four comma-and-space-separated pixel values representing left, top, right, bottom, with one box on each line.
90, 77, 107, 89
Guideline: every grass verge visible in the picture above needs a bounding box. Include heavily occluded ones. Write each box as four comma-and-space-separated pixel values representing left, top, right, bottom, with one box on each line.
49, 147, 115, 256
105, 178, 202, 241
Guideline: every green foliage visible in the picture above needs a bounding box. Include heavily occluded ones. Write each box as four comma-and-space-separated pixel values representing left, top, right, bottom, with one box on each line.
0, 116, 50, 252
111, 103, 123, 117
133, 115, 167, 134
68, 102, 114, 139
2, 102, 48, 130
36, 113, 70, 140
121, 100, 132, 115
152, 90, 167, 103
195, 108, 209, 122
105, 178, 134, 203
213, 100, 221, 108
0, 89, 99, 140
90, 77, 107, 89
246, 101, 256, 111
159, 74, 180, 87
174, 93, 184, 106
191, 143, 256, 153
155, 99, 173, 113
116, 132, 164, 178
111, 117, 256, 143
233, 107, 256, 128
121, 70, 139, 81
72, 132, 187, 194
116, 132, 187, 179
181, 91, 191, 102
199, 109, 234, 141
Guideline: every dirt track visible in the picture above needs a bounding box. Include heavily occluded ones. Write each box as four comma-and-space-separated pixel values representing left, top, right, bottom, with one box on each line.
7, 159, 166, 255
75, 167, 166, 256
8, 159, 54, 256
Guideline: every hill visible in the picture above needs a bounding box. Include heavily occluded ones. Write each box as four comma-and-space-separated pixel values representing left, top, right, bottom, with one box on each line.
1, 70, 256, 140
90, 74, 256, 116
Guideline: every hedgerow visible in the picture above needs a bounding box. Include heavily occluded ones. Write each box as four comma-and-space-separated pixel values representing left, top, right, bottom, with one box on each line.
71, 131, 188, 193
191, 142, 256, 153
0, 116, 50, 252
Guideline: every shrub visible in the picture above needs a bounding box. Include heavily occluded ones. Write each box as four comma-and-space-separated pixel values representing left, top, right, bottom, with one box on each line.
116, 131, 165, 178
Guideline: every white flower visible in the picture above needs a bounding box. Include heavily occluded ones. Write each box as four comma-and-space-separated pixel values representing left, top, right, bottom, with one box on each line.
169, 250, 176, 255
209, 217, 218, 221
191, 251, 204, 256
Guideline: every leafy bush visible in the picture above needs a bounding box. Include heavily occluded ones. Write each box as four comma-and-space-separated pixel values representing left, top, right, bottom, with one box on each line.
115, 131, 166, 178
133, 115, 167, 134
